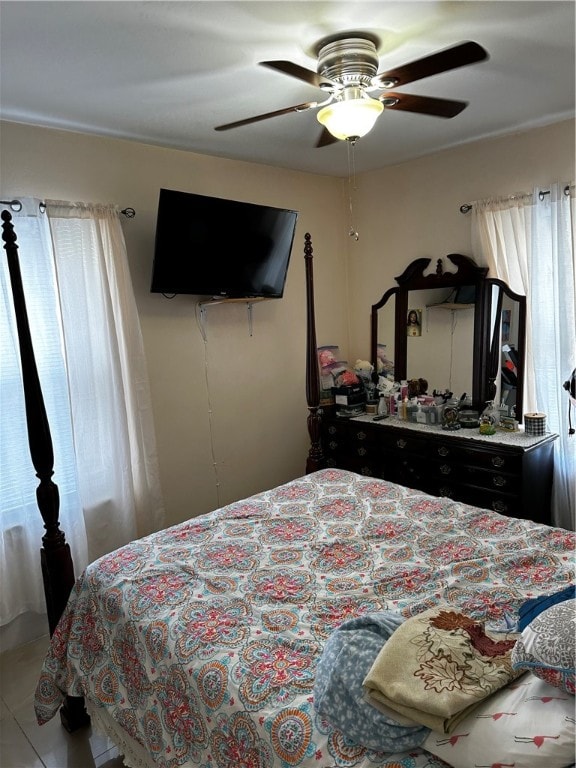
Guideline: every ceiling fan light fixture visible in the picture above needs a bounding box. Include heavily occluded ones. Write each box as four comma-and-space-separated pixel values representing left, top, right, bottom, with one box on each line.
317, 95, 383, 140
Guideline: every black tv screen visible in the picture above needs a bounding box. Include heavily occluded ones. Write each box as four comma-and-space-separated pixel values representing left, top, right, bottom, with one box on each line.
151, 188, 298, 298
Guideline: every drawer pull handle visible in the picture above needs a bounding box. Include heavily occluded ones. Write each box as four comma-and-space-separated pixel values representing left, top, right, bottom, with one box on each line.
440, 464, 452, 475
328, 426, 337, 435
397, 439, 407, 449
329, 441, 338, 450
357, 431, 367, 441
439, 486, 454, 497
361, 467, 372, 476
493, 476, 507, 487
493, 500, 508, 513
357, 447, 367, 456
438, 446, 450, 457
491, 456, 505, 468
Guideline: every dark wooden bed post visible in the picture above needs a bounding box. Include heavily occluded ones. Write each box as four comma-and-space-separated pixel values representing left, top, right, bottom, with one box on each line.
304, 232, 325, 473
1, 209, 89, 732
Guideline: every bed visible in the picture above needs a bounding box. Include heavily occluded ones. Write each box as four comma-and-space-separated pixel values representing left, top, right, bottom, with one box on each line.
2, 214, 574, 768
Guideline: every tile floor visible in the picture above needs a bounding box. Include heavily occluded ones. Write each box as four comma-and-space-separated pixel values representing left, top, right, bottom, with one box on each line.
0, 635, 125, 768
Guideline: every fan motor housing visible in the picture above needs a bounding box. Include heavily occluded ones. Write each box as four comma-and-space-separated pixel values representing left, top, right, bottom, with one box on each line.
317, 37, 379, 87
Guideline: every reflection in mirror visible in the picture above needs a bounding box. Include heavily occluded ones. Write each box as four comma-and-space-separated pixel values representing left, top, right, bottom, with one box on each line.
371, 255, 489, 410
485, 279, 526, 421
372, 287, 398, 381
376, 293, 396, 379
370, 256, 526, 418
406, 287, 475, 396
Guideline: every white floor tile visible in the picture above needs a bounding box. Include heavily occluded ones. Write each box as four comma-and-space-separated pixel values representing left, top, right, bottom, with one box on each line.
95, 747, 125, 767
12, 696, 117, 768
0, 635, 49, 711
1, 636, 126, 767
0, 706, 44, 768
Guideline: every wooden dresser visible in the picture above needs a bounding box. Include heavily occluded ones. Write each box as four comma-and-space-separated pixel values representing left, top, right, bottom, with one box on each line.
320, 413, 557, 525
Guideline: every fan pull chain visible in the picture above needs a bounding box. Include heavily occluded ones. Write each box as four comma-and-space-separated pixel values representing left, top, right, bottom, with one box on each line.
347, 139, 359, 240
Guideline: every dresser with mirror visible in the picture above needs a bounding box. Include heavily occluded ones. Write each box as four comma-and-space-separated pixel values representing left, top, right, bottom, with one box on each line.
320, 254, 556, 525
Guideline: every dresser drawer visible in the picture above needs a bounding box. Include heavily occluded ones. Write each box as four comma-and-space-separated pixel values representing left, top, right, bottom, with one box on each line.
377, 430, 429, 457
323, 421, 378, 457
428, 439, 522, 474
424, 460, 522, 494
431, 480, 522, 518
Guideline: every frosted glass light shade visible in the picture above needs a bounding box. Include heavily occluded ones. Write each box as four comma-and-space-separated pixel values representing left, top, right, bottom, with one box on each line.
317, 97, 383, 140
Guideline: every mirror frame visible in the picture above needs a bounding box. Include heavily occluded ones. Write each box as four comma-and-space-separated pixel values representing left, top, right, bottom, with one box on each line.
371, 254, 490, 409
482, 278, 526, 422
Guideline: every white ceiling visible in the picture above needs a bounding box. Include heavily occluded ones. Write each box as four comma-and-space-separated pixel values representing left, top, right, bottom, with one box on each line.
1, 1, 574, 178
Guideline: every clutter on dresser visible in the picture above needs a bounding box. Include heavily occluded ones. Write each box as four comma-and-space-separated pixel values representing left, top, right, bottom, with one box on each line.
524, 412, 547, 436
499, 415, 519, 431
458, 409, 480, 428
442, 401, 461, 430
317, 345, 352, 406
479, 400, 500, 432
318, 350, 524, 436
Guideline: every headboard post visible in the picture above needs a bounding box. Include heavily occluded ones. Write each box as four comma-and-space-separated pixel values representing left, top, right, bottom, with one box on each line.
304, 232, 325, 473
1, 210, 76, 636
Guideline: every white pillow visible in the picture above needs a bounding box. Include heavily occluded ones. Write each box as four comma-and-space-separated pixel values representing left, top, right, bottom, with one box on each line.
423, 672, 575, 768
512, 599, 576, 694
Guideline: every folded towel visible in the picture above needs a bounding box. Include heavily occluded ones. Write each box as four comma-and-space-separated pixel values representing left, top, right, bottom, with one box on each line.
363, 605, 521, 734
313, 611, 430, 752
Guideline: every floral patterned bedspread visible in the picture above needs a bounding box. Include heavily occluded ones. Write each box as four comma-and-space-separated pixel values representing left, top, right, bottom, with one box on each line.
34, 469, 575, 768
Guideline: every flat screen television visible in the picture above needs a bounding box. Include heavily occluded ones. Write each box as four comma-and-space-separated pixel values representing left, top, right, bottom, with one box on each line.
150, 188, 298, 298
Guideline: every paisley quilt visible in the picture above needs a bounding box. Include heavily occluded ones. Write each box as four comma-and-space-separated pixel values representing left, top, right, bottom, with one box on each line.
34, 468, 575, 768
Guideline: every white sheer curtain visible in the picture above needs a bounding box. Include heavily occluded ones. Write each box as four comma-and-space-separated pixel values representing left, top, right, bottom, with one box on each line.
472, 182, 576, 529
1, 199, 164, 649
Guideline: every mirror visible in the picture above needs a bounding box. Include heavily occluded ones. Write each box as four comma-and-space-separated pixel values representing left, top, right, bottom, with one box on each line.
372, 287, 398, 380
484, 279, 526, 421
406, 286, 475, 396
370, 255, 527, 422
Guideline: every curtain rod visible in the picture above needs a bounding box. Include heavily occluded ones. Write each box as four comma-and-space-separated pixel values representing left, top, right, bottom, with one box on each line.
0, 199, 135, 218
460, 184, 572, 214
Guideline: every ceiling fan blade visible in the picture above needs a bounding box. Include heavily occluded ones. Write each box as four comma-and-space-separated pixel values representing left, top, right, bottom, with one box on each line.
215, 101, 316, 131
260, 60, 338, 90
316, 127, 339, 148
383, 92, 468, 118
373, 40, 488, 88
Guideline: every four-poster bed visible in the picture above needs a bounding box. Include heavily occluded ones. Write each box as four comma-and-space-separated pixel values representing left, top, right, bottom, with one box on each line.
3, 212, 574, 768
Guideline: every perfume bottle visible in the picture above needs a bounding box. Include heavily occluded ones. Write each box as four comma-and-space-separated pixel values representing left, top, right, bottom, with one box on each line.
479, 401, 498, 434
481, 400, 500, 426
378, 393, 387, 415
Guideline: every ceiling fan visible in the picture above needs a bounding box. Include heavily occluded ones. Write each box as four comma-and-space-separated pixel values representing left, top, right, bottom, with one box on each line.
215, 36, 488, 146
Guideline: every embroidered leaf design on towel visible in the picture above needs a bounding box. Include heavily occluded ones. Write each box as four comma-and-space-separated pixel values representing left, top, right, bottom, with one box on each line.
415, 652, 466, 692
411, 608, 518, 695
430, 610, 476, 632
430, 611, 516, 657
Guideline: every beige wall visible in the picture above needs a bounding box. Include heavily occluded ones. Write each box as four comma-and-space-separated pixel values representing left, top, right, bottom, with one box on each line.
347, 119, 575, 364
1, 118, 574, 531
0, 121, 349, 528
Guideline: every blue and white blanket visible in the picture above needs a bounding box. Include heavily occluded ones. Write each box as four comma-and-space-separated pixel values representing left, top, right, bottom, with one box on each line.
313, 610, 430, 752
